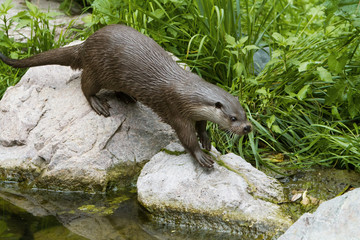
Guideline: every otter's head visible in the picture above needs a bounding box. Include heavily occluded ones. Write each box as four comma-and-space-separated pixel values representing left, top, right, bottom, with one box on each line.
211, 99, 252, 136
186, 74, 252, 135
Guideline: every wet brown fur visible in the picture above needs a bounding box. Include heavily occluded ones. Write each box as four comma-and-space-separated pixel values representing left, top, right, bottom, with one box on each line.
0, 25, 252, 168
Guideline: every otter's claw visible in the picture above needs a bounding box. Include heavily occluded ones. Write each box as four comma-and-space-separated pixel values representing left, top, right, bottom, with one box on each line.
194, 150, 214, 168
90, 96, 110, 117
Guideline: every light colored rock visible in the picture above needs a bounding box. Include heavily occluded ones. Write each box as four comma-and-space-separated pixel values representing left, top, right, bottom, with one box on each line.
137, 142, 292, 238
278, 188, 360, 240
0, 64, 177, 191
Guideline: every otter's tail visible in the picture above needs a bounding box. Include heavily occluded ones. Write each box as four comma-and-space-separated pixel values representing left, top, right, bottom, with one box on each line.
0, 44, 83, 70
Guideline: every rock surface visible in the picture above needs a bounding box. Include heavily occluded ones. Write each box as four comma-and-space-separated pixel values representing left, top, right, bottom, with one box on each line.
137, 142, 292, 238
0, 63, 177, 191
278, 188, 360, 240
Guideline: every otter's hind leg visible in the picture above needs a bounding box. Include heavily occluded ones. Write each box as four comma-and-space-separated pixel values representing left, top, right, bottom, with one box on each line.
195, 121, 211, 151
81, 70, 110, 117
173, 120, 214, 168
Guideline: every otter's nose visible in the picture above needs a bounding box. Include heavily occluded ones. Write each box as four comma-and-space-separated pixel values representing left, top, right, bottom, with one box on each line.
243, 124, 252, 134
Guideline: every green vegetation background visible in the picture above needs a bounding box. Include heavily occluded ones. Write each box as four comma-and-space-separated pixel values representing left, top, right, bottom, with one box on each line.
1, 0, 359, 172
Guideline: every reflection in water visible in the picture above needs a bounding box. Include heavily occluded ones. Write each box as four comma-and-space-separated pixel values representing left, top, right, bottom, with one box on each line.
0, 200, 66, 240
0, 182, 150, 240
0, 182, 236, 240
2, 166, 360, 240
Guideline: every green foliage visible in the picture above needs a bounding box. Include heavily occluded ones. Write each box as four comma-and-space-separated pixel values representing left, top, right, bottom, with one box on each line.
239, 0, 360, 170
0, 0, 75, 98
80, 0, 196, 55
59, 0, 89, 16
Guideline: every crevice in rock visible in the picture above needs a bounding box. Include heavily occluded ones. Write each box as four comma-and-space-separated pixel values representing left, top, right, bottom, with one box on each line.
0, 139, 26, 147
103, 118, 127, 150
28, 108, 48, 135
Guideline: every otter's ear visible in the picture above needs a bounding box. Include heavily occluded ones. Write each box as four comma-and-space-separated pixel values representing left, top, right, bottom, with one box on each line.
215, 102, 223, 109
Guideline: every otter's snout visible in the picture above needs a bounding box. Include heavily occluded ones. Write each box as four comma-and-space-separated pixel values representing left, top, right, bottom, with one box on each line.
229, 122, 253, 136
243, 124, 252, 134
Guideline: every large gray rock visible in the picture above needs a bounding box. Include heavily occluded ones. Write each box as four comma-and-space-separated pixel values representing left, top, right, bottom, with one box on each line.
278, 188, 360, 240
0, 64, 177, 191
137, 142, 292, 238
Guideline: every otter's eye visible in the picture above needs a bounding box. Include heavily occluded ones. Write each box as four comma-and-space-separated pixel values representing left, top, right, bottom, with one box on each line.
230, 116, 237, 122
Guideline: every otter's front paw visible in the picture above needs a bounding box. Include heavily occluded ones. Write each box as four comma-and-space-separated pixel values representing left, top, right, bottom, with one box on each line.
198, 131, 212, 151
199, 134, 212, 151
194, 150, 214, 168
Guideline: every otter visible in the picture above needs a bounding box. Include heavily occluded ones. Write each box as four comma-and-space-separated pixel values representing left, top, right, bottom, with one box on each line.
0, 25, 252, 168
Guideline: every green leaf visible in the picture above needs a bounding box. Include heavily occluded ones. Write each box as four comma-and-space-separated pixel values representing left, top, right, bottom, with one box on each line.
266, 115, 276, 128
316, 67, 333, 82
10, 52, 18, 59
242, 45, 259, 54
285, 85, 297, 97
151, 9, 165, 19
238, 36, 248, 46
230, 50, 238, 58
307, 5, 325, 18
47, 11, 63, 18
271, 49, 283, 59
328, 53, 348, 74
266, 58, 282, 66
233, 62, 244, 76
256, 87, 267, 96
0, 0, 14, 14
286, 36, 298, 46
331, 106, 341, 120
167, 27, 178, 37
298, 61, 313, 72
0, 42, 8, 47
272, 124, 282, 134
26, 1, 38, 15
82, 15, 92, 24
297, 85, 310, 100
225, 34, 236, 46
182, 13, 194, 20
15, 17, 31, 29
272, 32, 285, 44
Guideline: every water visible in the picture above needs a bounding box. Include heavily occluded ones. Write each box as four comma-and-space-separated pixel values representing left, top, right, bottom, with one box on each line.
0, 182, 239, 240
1, 167, 360, 240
